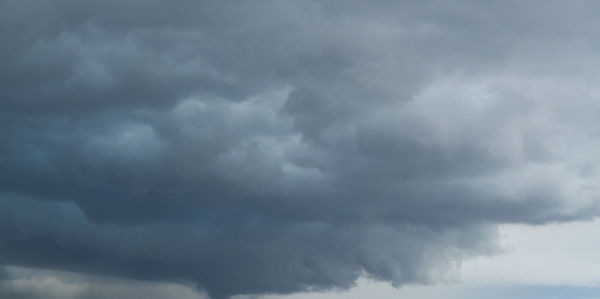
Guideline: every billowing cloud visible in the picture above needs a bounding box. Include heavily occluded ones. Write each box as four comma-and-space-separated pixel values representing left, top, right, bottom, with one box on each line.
2, 0, 600, 298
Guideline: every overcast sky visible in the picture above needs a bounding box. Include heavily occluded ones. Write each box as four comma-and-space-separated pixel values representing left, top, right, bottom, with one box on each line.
2, 0, 600, 298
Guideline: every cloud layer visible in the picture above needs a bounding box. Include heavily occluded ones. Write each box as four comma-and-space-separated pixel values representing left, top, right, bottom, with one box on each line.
2, 0, 600, 298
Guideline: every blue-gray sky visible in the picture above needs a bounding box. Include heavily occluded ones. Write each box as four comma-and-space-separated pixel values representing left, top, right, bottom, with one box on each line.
2, 0, 600, 298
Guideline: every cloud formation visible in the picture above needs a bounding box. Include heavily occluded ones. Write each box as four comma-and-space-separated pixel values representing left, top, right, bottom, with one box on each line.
2, 0, 600, 298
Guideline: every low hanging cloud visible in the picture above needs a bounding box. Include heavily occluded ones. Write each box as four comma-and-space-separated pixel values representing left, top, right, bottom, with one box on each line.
0, 266, 205, 299
2, 0, 600, 298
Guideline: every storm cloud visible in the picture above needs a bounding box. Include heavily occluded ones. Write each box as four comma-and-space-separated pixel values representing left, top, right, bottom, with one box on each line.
2, 0, 600, 298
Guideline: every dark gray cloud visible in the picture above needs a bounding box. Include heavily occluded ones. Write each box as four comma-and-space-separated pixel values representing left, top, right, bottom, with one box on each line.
2, 0, 600, 298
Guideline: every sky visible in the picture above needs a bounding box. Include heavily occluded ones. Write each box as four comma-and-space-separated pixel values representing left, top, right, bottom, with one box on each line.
2, 0, 600, 298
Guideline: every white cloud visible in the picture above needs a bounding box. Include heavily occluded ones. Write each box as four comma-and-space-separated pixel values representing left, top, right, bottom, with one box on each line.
461, 219, 600, 286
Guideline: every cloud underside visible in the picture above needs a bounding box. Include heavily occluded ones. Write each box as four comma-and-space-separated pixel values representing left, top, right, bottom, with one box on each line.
2, 0, 600, 298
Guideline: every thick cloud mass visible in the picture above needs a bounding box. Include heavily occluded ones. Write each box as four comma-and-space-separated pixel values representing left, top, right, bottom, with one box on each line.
2, 0, 600, 298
